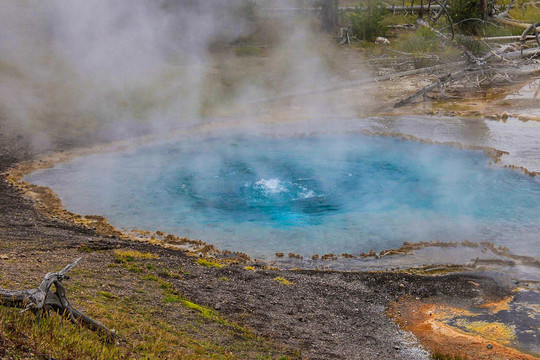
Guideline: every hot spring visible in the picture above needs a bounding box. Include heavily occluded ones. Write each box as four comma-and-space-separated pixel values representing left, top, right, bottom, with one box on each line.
26, 131, 540, 261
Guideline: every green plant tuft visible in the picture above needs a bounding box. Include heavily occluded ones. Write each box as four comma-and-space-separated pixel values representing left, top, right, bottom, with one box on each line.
349, 0, 387, 41
196, 258, 224, 269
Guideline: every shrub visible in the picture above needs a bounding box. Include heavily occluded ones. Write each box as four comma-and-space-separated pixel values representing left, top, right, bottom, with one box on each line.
349, 0, 387, 41
448, 0, 482, 35
455, 34, 490, 56
397, 27, 441, 54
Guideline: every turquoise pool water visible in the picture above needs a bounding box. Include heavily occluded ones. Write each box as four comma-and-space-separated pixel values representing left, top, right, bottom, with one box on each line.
26, 133, 540, 259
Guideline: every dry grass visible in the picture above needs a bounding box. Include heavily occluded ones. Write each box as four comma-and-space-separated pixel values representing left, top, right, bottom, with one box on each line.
510, 4, 540, 24
274, 277, 294, 286
0, 251, 297, 360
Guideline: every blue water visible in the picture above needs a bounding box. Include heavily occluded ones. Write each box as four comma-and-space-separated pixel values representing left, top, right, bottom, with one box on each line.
26, 133, 540, 258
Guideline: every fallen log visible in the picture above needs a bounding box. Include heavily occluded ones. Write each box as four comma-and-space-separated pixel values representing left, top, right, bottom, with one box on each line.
393, 68, 482, 108
493, 17, 540, 30
501, 46, 540, 59
482, 35, 538, 42
340, 5, 442, 12
245, 61, 466, 105
0, 258, 119, 343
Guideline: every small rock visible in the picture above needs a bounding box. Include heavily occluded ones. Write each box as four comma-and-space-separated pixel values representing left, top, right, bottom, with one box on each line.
375, 36, 390, 46
487, 344, 493, 349
0, 255, 9, 260
214, 303, 222, 310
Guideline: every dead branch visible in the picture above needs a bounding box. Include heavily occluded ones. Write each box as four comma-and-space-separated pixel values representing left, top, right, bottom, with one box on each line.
520, 22, 540, 47
501, 46, 540, 60
493, 17, 539, 30
340, 4, 442, 12
482, 35, 538, 42
393, 68, 480, 108
245, 61, 466, 105
0, 258, 119, 343
495, 0, 516, 18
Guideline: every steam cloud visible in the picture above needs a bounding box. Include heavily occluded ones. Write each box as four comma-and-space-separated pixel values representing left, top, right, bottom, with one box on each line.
1, 0, 365, 150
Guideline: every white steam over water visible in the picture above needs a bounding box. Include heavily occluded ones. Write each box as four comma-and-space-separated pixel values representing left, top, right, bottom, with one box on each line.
0, 0, 356, 149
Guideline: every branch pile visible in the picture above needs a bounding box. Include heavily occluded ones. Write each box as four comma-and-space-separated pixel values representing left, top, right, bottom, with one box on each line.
393, 1, 540, 108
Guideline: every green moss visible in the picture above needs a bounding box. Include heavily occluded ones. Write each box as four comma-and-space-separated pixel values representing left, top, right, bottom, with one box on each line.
196, 258, 224, 269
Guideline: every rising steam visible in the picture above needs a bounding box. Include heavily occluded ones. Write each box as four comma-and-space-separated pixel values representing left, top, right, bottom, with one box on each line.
0, 0, 368, 150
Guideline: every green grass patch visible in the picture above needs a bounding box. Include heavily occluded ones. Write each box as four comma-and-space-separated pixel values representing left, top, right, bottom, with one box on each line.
0, 305, 124, 359
114, 249, 158, 263
510, 5, 540, 23
158, 269, 182, 279
123, 264, 143, 273
142, 274, 158, 281
394, 27, 441, 54
196, 258, 224, 269
163, 295, 182, 303
97, 291, 118, 300
79, 245, 94, 253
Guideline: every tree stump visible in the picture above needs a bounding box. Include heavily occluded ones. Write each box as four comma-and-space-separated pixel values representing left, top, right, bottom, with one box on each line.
0, 258, 119, 343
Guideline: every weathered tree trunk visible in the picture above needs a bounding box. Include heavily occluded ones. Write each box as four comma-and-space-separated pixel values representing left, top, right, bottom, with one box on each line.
0, 258, 119, 343
321, 0, 338, 33
480, 0, 488, 19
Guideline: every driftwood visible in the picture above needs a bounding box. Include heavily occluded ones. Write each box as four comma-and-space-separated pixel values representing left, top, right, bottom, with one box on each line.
393, 68, 480, 108
0, 258, 119, 343
493, 17, 540, 30
482, 35, 538, 42
340, 4, 442, 12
